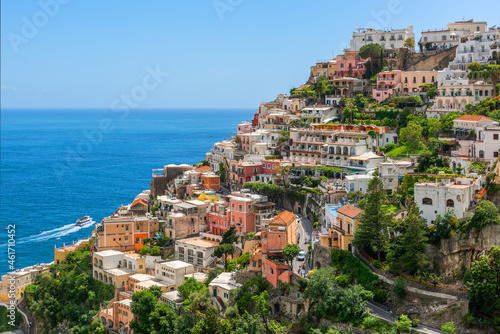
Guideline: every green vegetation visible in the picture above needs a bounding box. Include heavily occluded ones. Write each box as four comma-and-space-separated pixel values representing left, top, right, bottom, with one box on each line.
441, 321, 457, 334
0, 306, 21, 332
392, 277, 407, 299
242, 181, 283, 203
353, 176, 390, 261
395, 314, 412, 333
219, 162, 226, 183
463, 199, 500, 233
330, 249, 379, 291
283, 243, 301, 271
25, 248, 115, 333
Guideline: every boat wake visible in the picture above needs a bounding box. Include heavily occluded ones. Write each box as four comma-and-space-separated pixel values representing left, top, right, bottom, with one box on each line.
1, 220, 96, 247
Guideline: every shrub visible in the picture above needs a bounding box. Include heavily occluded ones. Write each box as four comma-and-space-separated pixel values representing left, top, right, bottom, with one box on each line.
335, 274, 349, 288
372, 260, 382, 269
140, 245, 150, 255
392, 277, 407, 298
330, 249, 378, 290
395, 314, 412, 333
372, 286, 389, 304
441, 321, 456, 333
362, 316, 381, 329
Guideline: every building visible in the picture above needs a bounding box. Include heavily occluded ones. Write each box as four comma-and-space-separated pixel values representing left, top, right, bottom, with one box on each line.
372, 70, 402, 102
0, 264, 51, 302
129, 198, 149, 216
92, 250, 145, 288
348, 26, 415, 51
127, 273, 155, 291
319, 204, 363, 252
345, 173, 374, 193
433, 81, 495, 112
209, 272, 242, 310
94, 215, 161, 252
150, 164, 194, 198
175, 234, 220, 268
164, 200, 210, 239
401, 71, 437, 93
414, 176, 483, 224
98, 298, 134, 333
154, 260, 195, 288
261, 211, 297, 253
300, 106, 339, 123
335, 51, 366, 78
227, 194, 256, 234
452, 115, 500, 162
378, 160, 414, 193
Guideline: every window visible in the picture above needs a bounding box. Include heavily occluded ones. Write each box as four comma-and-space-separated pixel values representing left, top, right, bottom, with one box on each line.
494, 151, 499, 157
136, 224, 140, 230
125, 225, 129, 231
422, 76, 426, 83
494, 134, 499, 140
413, 77, 417, 83
446, 199, 454, 208
431, 76, 435, 83
422, 198, 432, 205
253, 261, 257, 267
239, 204, 242, 212
404, 77, 408, 83
270, 267, 274, 275
136, 238, 141, 243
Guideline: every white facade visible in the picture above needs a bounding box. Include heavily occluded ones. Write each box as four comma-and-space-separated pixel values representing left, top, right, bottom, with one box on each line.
154, 260, 195, 287
209, 272, 242, 307
414, 176, 482, 224
348, 26, 415, 51
175, 234, 220, 268
345, 173, 373, 193
207, 140, 244, 172
378, 161, 414, 192
447, 29, 499, 71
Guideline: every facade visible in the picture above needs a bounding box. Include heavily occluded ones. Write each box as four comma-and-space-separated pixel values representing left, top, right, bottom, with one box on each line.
98, 298, 134, 333
452, 115, 500, 162
319, 204, 363, 252
378, 161, 414, 193
414, 176, 483, 224
433, 81, 495, 111
401, 71, 437, 93
164, 200, 210, 239
0, 264, 51, 302
335, 51, 365, 78
261, 211, 297, 253
228, 194, 256, 234
300, 106, 339, 123
348, 26, 415, 51
175, 234, 220, 268
209, 272, 242, 309
94, 215, 160, 252
92, 250, 145, 288
372, 70, 402, 102
154, 260, 195, 288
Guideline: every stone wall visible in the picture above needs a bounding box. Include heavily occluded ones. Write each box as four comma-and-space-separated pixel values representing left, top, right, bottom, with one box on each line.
403, 46, 457, 71
234, 269, 260, 284
427, 224, 500, 277
312, 244, 333, 269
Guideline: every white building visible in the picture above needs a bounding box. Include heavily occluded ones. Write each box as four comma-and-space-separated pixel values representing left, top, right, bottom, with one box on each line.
209, 272, 242, 310
414, 176, 483, 224
345, 173, 373, 193
452, 115, 500, 162
206, 140, 245, 172
175, 234, 220, 267
378, 161, 414, 193
300, 106, 340, 123
348, 26, 415, 51
154, 260, 195, 287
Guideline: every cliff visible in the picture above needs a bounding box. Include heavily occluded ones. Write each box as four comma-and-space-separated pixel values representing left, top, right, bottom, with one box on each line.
427, 225, 500, 277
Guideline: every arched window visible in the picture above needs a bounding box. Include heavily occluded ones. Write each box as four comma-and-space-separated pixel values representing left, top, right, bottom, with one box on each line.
422, 198, 433, 205
446, 199, 454, 207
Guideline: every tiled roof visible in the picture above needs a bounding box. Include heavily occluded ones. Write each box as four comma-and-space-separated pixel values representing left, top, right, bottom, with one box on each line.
337, 204, 363, 219
131, 198, 149, 207
455, 115, 495, 122
272, 210, 296, 226
196, 166, 212, 172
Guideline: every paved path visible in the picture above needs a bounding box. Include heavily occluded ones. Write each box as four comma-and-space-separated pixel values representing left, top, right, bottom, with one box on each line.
368, 301, 446, 334
0, 300, 32, 334
293, 215, 312, 277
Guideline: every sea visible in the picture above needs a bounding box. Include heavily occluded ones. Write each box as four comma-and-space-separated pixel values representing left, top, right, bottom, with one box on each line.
0, 108, 254, 275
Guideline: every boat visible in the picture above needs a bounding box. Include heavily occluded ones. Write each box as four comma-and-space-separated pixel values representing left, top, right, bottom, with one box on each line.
76, 216, 93, 226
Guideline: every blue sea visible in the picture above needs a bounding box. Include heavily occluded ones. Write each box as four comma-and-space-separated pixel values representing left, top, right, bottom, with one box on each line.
0, 109, 253, 275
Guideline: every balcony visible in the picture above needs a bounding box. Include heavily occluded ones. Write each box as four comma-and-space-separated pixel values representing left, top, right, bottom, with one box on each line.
349, 163, 366, 168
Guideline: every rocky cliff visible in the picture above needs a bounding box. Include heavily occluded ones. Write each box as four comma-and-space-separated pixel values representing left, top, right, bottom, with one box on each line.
427, 225, 500, 277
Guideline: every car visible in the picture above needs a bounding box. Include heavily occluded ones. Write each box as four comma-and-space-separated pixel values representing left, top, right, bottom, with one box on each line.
297, 251, 305, 261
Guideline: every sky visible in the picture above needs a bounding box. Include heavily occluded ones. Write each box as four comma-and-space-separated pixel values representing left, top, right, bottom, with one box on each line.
1, 0, 499, 109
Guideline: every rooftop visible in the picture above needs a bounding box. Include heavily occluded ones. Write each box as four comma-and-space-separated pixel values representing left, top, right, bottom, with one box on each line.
177, 237, 220, 248
95, 250, 124, 257
160, 260, 193, 269
271, 210, 296, 226
454, 115, 496, 122
337, 204, 363, 219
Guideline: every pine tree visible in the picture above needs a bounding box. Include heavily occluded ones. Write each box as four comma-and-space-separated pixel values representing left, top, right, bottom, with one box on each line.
353, 176, 389, 261
387, 204, 429, 274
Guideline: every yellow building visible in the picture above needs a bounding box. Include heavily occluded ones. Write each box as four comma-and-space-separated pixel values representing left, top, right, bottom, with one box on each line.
196, 191, 221, 203
320, 204, 363, 252
401, 71, 436, 93
0, 264, 51, 302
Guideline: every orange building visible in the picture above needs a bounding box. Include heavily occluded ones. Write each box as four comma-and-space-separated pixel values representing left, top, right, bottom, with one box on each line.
320, 204, 363, 252
262, 211, 297, 253
98, 298, 135, 333
265, 256, 291, 288
201, 173, 220, 190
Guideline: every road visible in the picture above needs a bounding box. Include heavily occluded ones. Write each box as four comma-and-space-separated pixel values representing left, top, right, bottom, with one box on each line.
367, 301, 446, 334
1, 300, 33, 334
293, 214, 313, 277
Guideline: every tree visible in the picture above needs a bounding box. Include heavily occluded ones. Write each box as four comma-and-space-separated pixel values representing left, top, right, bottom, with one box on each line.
130, 289, 160, 334
403, 37, 415, 51
399, 120, 423, 152
150, 303, 177, 334
468, 199, 500, 232
221, 226, 238, 245
150, 246, 161, 256
387, 204, 429, 274
191, 307, 228, 334
252, 291, 270, 325
346, 190, 365, 205
359, 44, 383, 76
219, 163, 226, 184
178, 277, 205, 300
465, 246, 500, 319
468, 63, 500, 95
140, 245, 151, 255
353, 176, 389, 261
395, 315, 412, 333
273, 164, 292, 186
431, 210, 455, 243
214, 243, 236, 270
313, 221, 321, 229
283, 243, 300, 272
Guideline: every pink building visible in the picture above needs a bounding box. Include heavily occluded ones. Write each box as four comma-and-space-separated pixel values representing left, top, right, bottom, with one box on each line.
237, 161, 263, 185
265, 257, 291, 288
237, 121, 252, 134
208, 201, 230, 235
261, 159, 282, 175
228, 195, 255, 234
335, 51, 366, 78
372, 70, 403, 102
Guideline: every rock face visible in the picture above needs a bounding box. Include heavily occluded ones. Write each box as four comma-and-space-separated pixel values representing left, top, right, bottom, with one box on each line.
427, 225, 500, 277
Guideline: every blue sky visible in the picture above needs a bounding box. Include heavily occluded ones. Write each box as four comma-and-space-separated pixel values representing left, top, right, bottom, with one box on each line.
1, 0, 499, 109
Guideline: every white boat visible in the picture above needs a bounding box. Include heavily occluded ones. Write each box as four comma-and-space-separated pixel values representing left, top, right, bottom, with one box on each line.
76, 216, 93, 226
